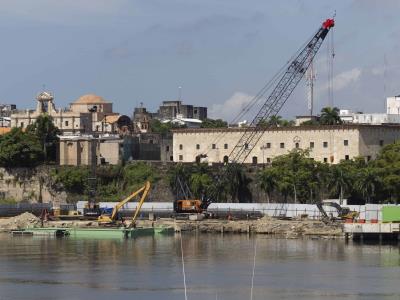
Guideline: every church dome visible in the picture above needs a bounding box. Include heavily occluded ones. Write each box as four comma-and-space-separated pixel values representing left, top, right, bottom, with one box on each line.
73, 94, 109, 104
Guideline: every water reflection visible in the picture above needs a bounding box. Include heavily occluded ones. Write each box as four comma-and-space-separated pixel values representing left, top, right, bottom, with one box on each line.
0, 233, 399, 300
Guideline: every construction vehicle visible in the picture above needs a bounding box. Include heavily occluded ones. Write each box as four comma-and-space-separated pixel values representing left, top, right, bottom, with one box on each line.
317, 201, 359, 224
173, 18, 335, 214
98, 181, 151, 226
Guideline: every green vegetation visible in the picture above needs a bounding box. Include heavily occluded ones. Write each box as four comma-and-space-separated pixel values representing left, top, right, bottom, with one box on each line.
0, 197, 17, 205
149, 119, 186, 135
52, 162, 160, 202
168, 163, 252, 203
0, 128, 43, 168
26, 114, 60, 162
258, 115, 295, 128
0, 115, 59, 168
200, 118, 228, 128
301, 107, 343, 126
257, 143, 400, 204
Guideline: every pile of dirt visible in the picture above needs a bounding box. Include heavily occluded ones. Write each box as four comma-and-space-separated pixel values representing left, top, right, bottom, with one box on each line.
0, 212, 40, 231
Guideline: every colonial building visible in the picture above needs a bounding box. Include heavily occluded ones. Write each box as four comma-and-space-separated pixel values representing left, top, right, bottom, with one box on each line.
11, 92, 92, 134
59, 135, 123, 166
11, 92, 131, 135
172, 125, 400, 164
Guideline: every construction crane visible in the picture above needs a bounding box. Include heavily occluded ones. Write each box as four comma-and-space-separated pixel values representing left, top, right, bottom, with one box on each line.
98, 181, 151, 226
173, 18, 335, 213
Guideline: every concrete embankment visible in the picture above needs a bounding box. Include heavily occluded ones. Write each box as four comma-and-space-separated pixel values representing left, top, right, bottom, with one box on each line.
0, 214, 343, 238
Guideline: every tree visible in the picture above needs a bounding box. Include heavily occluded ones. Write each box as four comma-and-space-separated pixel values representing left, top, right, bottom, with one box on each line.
200, 118, 228, 128
0, 128, 43, 168
319, 107, 342, 125
26, 115, 60, 162
258, 167, 277, 203
355, 167, 380, 203
224, 164, 252, 202
328, 164, 352, 204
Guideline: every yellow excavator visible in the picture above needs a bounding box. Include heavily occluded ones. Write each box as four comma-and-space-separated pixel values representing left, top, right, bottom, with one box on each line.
98, 181, 151, 226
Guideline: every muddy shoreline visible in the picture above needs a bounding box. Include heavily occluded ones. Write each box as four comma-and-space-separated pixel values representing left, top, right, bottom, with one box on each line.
0, 213, 344, 239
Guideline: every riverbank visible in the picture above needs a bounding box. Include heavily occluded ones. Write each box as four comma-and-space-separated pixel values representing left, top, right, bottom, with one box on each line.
0, 213, 343, 238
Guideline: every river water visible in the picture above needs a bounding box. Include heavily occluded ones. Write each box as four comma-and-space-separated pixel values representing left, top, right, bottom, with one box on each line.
0, 233, 399, 300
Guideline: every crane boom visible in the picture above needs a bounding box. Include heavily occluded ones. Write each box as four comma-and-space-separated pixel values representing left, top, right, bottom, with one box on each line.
200, 18, 335, 210
228, 18, 334, 165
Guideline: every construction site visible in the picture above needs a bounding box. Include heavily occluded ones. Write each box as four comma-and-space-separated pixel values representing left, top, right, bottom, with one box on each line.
0, 18, 398, 243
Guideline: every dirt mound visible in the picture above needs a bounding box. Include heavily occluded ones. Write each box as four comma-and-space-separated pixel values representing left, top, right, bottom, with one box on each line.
0, 212, 40, 231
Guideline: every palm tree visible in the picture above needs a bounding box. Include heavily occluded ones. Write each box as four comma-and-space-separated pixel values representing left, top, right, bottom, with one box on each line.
355, 167, 380, 203
328, 165, 350, 204
319, 107, 342, 125
267, 115, 283, 127
258, 168, 277, 203
225, 164, 252, 202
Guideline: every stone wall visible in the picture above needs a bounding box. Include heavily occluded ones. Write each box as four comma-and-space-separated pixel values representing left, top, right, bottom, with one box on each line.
0, 167, 67, 206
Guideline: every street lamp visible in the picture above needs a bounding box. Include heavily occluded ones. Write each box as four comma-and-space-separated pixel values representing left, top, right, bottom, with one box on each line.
260, 144, 268, 166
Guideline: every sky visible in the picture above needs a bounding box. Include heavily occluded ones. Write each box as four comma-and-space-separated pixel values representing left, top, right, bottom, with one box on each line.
1, 0, 400, 122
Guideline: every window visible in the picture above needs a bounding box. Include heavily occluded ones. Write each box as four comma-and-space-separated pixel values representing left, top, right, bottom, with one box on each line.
179, 144, 183, 150
166, 146, 170, 152
179, 155, 183, 161
280, 142, 285, 149
379, 140, 384, 146
224, 144, 228, 149
212, 144, 216, 149
345, 155, 349, 160
149, 140, 153, 144
323, 141, 328, 148
310, 142, 314, 148
196, 144, 200, 150
252, 156, 258, 164
245, 143, 249, 149
266, 142, 271, 148
170, 156, 173, 161
344, 140, 349, 146
323, 157, 328, 163
367, 156, 371, 161
65, 121, 69, 126
266, 158, 271, 163
295, 142, 299, 149
223, 155, 229, 164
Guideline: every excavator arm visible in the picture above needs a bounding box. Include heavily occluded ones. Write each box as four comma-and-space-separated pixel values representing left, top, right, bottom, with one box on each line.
131, 181, 151, 226
98, 181, 151, 225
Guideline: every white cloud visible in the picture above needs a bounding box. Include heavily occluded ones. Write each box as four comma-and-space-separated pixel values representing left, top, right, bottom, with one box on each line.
209, 92, 254, 122
318, 68, 362, 93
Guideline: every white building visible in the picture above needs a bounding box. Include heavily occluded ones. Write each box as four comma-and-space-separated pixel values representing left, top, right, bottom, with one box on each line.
172, 124, 400, 164
339, 96, 400, 125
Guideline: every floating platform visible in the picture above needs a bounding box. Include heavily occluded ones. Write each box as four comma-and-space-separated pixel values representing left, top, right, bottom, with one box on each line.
344, 222, 400, 241
11, 226, 174, 239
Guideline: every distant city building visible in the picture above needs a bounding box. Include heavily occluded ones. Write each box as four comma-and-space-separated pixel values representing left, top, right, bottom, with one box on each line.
172, 125, 400, 164
133, 100, 207, 132
157, 100, 207, 121
0, 104, 16, 117
339, 96, 400, 125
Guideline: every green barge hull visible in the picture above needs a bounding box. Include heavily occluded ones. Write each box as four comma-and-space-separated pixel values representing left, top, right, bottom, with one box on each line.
11, 226, 174, 239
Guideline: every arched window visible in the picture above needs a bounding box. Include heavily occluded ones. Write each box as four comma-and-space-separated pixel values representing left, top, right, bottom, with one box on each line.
223, 155, 229, 164
252, 156, 258, 164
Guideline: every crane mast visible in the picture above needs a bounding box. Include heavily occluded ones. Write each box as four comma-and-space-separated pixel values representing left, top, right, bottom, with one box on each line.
200, 18, 335, 210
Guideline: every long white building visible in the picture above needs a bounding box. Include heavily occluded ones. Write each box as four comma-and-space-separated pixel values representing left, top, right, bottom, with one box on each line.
172, 124, 400, 164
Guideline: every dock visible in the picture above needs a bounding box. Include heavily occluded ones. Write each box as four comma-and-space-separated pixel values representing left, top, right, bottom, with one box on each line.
344, 222, 400, 242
